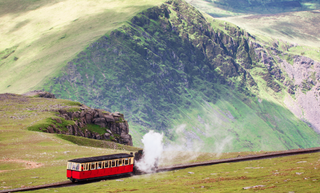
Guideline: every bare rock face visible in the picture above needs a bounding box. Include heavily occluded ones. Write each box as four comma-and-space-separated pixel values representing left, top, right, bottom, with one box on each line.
257, 42, 320, 133
45, 108, 133, 146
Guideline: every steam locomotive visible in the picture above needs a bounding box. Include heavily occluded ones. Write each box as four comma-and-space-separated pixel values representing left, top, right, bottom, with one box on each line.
67, 151, 145, 182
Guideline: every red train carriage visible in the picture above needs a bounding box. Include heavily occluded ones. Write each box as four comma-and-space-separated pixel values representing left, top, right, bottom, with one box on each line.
67, 153, 134, 182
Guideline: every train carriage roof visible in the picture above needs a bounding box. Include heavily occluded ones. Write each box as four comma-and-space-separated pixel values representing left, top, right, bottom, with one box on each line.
68, 153, 133, 163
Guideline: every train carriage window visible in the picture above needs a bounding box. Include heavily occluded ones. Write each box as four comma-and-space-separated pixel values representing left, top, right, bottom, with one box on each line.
67, 162, 72, 169
104, 161, 109, 168
75, 164, 80, 171
124, 159, 129, 165
91, 162, 96, 170
111, 160, 116, 167
119, 159, 122, 166
72, 163, 76, 170
97, 162, 102, 169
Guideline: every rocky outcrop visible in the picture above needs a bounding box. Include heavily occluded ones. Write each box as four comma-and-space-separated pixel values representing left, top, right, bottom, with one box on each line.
44, 107, 133, 146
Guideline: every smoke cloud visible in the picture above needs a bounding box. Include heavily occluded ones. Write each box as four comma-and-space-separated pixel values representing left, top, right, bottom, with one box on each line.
135, 123, 233, 173
135, 130, 164, 173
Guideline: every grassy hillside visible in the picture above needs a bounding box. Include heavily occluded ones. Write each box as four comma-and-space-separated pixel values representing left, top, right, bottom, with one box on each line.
0, 93, 319, 192
0, 94, 142, 190
0, 93, 139, 150
31, 151, 320, 192
43, 0, 320, 150
0, 0, 165, 94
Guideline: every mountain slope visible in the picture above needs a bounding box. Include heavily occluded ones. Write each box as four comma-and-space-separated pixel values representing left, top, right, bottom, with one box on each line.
42, 0, 320, 150
0, 0, 165, 94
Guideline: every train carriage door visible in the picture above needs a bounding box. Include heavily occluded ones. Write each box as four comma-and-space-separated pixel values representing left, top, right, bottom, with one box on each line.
111, 160, 116, 175
91, 162, 97, 177
97, 162, 102, 176
104, 161, 109, 174
84, 163, 89, 171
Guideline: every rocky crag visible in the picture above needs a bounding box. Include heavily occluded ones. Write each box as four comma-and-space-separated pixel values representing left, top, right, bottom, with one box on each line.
22, 91, 133, 145
19, 91, 133, 146
43, 107, 133, 146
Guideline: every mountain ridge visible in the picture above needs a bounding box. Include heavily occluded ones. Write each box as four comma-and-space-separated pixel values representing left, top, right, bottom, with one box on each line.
42, 0, 320, 150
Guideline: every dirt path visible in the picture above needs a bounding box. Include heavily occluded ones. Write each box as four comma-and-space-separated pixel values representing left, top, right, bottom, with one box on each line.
0, 159, 43, 170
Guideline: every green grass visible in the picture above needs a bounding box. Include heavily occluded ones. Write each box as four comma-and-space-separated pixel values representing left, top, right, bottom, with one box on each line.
0, 0, 166, 94
27, 117, 75, 132
0, 129, 133, 189
168, 85, 320, 152
30, 151, 320, 193
57, 134, 141, 152
81, 124, 107, 135
0, 162, 25, 171
0, 93, 319, 192
288, 45, 320, 62
0, 94, 141, 190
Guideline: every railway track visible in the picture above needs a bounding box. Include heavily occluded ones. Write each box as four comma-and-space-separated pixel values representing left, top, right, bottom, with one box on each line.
2, 147, 320, 193
0, 181, 74, 193
156, 147, 320, 172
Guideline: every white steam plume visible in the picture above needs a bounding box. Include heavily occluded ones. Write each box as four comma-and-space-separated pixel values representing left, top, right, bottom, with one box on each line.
160, 124, 204, 165
136, 124, 233, 172
135, 130, 164, 173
